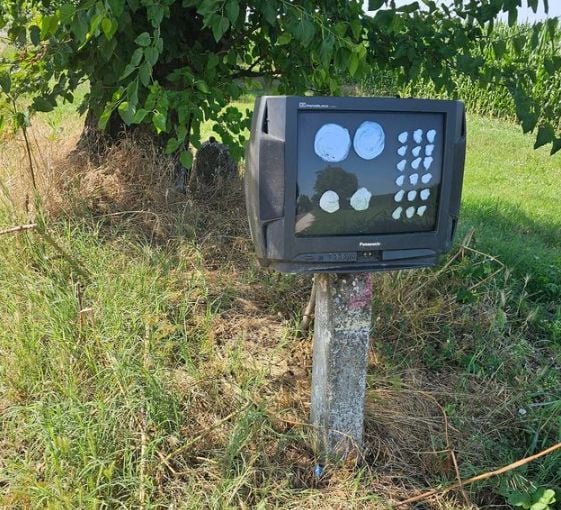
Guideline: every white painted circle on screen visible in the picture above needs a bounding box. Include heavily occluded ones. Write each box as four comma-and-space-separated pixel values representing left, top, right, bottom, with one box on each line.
417, 205, 427, 217
397, 159, 406, 172
412, 146, 421, 157
414, 129, 423, 144
353, 121, 385, 160
350, 187, 372, 211
427, 129, 436, 143
397, 145, 408, 157
421, 173, 432, 184
398, 131, 408, 144
392, 207, 403, 220
407, 190, 417, 201
420, 188, 430, 201
394, 190, 405, 202
314, 124, 351, 162
319, 190, 340, 213
395, 175, 405, 186
412, 157, 421, 170
406, 206, 415, 218
423, 157, 433, 170
409, 173, 419, 186
425, 144, 434, 156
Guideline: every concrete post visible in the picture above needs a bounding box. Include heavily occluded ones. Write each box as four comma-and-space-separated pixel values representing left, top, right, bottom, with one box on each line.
310, 272, 372, 460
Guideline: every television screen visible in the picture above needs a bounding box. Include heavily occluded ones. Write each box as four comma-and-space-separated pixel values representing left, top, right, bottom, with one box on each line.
295, 110, 444, 237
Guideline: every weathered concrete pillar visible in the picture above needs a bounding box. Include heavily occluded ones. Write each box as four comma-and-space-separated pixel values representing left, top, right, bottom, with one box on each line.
311, 273, 372, 460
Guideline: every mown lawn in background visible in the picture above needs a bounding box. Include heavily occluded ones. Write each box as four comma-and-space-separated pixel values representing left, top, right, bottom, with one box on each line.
461, 116, 561, 303
0, 102, 560, 508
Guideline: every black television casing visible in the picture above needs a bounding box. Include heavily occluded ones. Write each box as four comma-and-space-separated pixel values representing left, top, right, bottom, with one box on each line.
245, 96, 466, 273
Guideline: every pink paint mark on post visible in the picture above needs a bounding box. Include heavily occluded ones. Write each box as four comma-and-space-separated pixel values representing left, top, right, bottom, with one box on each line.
348, 274, 373, 310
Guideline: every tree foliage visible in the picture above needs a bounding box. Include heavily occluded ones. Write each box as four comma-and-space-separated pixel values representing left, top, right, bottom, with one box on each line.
0, 0, 560, 165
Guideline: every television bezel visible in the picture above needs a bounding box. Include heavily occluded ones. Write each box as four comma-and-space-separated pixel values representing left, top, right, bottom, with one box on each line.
278, 96, 465, 261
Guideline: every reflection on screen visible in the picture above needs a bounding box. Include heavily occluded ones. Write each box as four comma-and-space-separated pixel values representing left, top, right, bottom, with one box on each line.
295, 110, 444, 237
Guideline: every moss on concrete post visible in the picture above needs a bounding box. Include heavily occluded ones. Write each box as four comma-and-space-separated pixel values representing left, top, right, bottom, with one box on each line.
310, 272, 372, 460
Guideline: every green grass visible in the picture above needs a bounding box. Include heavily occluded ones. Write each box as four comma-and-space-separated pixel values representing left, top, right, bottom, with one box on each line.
1, 103, 561, 507
461, 116, 561, 302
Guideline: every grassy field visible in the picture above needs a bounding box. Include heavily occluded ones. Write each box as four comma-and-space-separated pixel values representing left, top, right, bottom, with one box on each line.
0, 101, 560, 508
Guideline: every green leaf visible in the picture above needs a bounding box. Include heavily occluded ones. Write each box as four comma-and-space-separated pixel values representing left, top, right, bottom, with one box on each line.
108, 0, 126, 17
152, 111, 167, 133
101, 18, 116, 39
350, 19, 362, 40
521, 112, 538, 134
297, 18, 316, 46
179, 150, 193, 168
98, 108, 112, 129
508, 490, 532, 509
531, 488, 556, 510
41, 14, 59, 37
349, 51, 359, 76
118, 101, 135, 124
277, 32, 292, 45
135, 32, 151, 46
195, 80, 209, 93
225, 0, 240, 24
534, 125, 554, 149
58, 4, 76, 24
131, 47, 143, 66
262, 2, 277, 25
493, 40, 506, 59
0, 72, 11, 94
164, 137, 180, 154
212, 16, 229, 42
29, 25, 41, 45
71, 12, 88, 41
508, 8, 517, 27
139, 61, 152, 86
133, 108, 148, 123
367, 0, 384, 10
120, 64, 136, 80
32, 97, 55, 112
144, 47, 159, 66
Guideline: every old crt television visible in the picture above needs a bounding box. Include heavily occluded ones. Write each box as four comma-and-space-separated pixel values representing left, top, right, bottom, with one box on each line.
245, 96, 466, 273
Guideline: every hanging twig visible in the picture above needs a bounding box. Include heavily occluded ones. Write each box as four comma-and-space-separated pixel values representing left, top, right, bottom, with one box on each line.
298, 277, 317, 337
0, 223, 37, 236
396, 441, 561, 507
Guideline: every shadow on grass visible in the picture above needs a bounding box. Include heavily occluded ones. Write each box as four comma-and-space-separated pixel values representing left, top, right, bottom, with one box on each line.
459, 199, 561, 300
